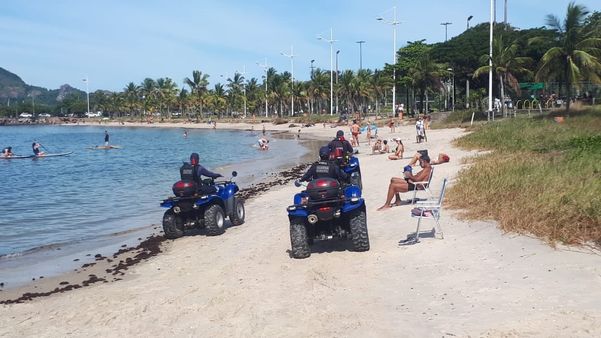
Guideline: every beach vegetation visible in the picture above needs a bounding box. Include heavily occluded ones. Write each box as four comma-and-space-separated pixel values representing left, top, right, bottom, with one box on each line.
446, 107, 601, 247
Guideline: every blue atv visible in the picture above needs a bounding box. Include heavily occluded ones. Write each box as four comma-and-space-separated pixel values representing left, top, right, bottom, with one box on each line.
160, 171, 245, 239
287, 172, 369, 259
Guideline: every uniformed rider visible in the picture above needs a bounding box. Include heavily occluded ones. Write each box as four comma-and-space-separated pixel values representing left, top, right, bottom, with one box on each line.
298, 146, 348, 183
181, 153, 223, 194
327, 130, 354, 162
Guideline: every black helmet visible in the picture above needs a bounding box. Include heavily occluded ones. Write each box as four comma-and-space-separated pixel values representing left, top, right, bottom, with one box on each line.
190, 153, 199, 165
336, 130, 344, 138
319, 146, 330, 160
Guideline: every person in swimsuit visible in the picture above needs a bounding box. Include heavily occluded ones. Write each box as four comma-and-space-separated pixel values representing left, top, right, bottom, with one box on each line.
377, 155, 432, 210
2, 146, 14, 158
32, 141, 45, 156
350, 120, 360, 146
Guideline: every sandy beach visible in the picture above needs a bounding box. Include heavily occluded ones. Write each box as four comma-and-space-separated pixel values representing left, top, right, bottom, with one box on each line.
1, 121, 600, 337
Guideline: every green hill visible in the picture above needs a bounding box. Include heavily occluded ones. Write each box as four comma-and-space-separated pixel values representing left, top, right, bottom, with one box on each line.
0, 67, 85, 106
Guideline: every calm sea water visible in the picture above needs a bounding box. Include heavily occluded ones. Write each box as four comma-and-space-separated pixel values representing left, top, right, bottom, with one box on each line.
0, 125, 310, 258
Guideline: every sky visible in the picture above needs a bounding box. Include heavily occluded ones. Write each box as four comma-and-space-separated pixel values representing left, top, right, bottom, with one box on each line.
1, 0, 599, 92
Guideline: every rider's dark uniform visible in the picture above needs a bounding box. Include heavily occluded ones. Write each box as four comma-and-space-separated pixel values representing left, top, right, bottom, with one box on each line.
299, 146, 348, 183
181, 153, 222, 194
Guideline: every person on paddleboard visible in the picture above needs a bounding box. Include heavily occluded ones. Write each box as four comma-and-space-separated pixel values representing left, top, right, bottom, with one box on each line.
32, 141, 45, 156
2, 146, 13, 158
104, 130, 110, 146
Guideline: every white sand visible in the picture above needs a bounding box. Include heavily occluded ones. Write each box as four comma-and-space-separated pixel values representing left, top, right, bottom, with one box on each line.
1, 122, 600, 337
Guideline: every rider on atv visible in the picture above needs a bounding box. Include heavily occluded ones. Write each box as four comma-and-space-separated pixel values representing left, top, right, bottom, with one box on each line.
181, 153, 223, 195
298, 146, 348, 184
327, 130, 354, 164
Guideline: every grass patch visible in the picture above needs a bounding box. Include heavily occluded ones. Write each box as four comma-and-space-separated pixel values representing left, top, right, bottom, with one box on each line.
447, 109, 601, 247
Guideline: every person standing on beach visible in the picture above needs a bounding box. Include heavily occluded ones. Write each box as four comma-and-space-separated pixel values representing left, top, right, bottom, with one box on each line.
104, 130, 110, 146
366, 124, 372, 146
350, 120, 360, 146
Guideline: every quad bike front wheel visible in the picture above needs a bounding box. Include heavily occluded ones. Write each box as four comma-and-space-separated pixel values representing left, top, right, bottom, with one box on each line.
349, 209, 369, 252
230, 198, 245, 226
163, 210, 185, 239
205, 204, 226, 236
289, 217, 310, 259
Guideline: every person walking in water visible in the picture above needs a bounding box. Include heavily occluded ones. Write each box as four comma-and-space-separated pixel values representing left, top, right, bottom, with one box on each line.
104, 130, 110, 146
32, 141, 45, 156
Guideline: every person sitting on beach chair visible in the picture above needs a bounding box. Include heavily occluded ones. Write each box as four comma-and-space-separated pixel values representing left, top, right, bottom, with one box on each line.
377, 155, 432, 211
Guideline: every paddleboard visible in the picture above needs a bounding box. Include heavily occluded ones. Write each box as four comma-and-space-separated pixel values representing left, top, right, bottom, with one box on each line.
89, 145, 122, 150
1, 155, 34, 159
1, 152, 73, 159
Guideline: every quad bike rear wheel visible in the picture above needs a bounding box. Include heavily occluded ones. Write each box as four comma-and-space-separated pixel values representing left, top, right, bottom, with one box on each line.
163, 210, 185, 239
349, 209, 369, 252
289, 217, 310, 259
205, 204, 226, 236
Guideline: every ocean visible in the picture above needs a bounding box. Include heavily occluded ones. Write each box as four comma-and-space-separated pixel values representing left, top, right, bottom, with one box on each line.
0, 125, 316, 286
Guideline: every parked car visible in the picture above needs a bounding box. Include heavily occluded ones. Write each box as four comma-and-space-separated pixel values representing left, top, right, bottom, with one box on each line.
39, 113, 52, 118
85, 112, 102, 118
19, 113, 33, 118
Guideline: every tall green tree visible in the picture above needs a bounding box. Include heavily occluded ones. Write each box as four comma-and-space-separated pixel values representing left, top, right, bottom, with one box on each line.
184, 70, 210, 119
474, 35, 533, 116
409, 54, 445, 113
535, 2, 601, 112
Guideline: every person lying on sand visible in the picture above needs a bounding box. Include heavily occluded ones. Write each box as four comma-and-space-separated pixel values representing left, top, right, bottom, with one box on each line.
388, 138, 404, 160
377, 155, 432, 211
407, 151, 450, 166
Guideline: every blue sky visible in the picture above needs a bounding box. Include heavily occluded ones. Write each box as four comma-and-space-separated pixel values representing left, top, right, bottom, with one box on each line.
1, 0, 598, 92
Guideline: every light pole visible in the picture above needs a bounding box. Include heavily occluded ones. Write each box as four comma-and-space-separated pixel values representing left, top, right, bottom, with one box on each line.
356, 40, 365, 70
377, 6, 400, 118
467, 15, 473, 30
82, 77, 90, 116
504, 0, 508, 24
281, 46, 295, 116
310, 59, 315, 77
317, 28, 336, 115
257, 58, 269, 117
335, 50, 340, 115
441, 22, 452, 42
489, 0, 494, 121
447, 68, 455, 112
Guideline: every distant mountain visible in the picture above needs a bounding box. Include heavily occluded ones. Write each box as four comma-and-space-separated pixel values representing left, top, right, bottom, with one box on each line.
0, 67, 85, 106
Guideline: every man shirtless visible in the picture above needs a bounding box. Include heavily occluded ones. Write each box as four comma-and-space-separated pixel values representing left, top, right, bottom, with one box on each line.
350, 120, 360, 146
377, 155, 432, 210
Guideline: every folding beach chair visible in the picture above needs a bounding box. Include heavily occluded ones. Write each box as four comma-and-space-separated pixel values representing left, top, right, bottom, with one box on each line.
410, 167, 434, 205
409, 178, 448, 243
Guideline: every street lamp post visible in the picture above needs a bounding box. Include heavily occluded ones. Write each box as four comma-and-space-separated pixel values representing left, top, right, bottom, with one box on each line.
82, 77, 90, 116
310, 59, 315, 77
318, 28, 336, 115
335, 50, 340, 115
488, 0, 494, 121
377, 6, 400, 118
467, 15, 473, 29
257, 58, 269, 117
440, 22, 452, 42
281, 46, 295, 116
356, 40, 365, 70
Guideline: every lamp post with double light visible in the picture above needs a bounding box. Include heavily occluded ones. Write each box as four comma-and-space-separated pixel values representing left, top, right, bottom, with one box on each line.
82, 77, 90, 116
317, 28, 336, 115
377, 7, 400, 118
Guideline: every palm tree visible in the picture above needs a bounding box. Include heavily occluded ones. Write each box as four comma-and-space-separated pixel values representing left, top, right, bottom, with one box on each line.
123, 82, 140, 118
408, 54, 444, 113
156, 77, 178, 118
226, 72, 245, 117
474, 35, 533, 116
184, 70, 210, 119
536, 2, 601, 112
